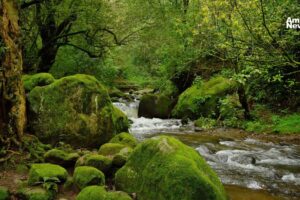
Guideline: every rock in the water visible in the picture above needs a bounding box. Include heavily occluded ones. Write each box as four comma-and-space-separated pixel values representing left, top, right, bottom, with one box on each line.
28, 74, 129, 148
76, 154, 112, 173
73, 166, 105, 190
76, 186, 132, 200
172, 76, 236, 119
23, 73, 55, 92
44, 149, 79, 167
115, 136, 227, 200
0, 187, 9, 200
138, 94, 174, 119
109, 132, 137, 148
17, 187, 52, 200
28, 163, 68, 186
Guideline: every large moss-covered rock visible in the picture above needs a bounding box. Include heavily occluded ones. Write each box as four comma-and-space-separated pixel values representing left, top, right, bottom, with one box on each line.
0, 186, 9, 200
172, 76, 236, 119
76, 186, 132, 200
109, 132, 137, 148
44, 149, 79, 167
138, 94, 174, 119
28, 74, 129, 148
115, 136, 226, 200
76, 154, 112, 173
23, 73, 55, 92
17, 187, 52, 200
28, 163, 68, 186
73, 166, 105, 190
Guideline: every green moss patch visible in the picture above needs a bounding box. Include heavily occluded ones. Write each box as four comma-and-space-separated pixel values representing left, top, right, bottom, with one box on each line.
17, 187, 52, 200
28, 163, 68, 186
109, 132, 137, 148
28, 74, 129, 148
115, 136, 226, 200
44, 149, 79, 167
172, 76, 236, 119
23, 73, 55, 92
73, 166, 105, 190
76, 154, 112, 173
76, 186, 132, 200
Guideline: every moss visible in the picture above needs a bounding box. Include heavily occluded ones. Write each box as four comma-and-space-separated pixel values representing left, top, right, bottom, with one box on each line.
73, 166, 105, 190
112, 147, 133, 167
115, 136, 226, 200
23, 73, 55, 92
17, 187, 52, 200
44, 149, 79, 167
138, 94, 174, 119
76, 154, 112, 173
28, 163, 68, 186
0, 186, 9, 200
172, 76, 236, 119
76, 186, 106, 200
28, 74, 129, 148
98, 143, 128, 156
76, 186, 132, 200
109, 132, 137, 148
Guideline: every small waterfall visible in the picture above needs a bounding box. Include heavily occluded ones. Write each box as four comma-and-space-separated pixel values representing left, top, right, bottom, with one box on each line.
113, 97, 182, 140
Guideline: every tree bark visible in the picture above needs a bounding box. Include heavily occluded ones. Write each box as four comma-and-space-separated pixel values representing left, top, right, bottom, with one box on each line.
0, 0, 26, 142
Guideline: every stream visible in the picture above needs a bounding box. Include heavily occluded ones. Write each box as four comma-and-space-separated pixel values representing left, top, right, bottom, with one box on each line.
113, 98, 300, 200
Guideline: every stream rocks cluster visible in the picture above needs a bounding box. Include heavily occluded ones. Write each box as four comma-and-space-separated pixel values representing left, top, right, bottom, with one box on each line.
0, 73, 228, 200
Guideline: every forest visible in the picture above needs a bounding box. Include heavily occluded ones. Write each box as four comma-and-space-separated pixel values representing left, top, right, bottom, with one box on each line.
0, 0, 299, 200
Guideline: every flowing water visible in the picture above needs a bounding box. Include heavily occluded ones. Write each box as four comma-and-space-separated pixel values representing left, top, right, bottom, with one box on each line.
113, 98, 300, 200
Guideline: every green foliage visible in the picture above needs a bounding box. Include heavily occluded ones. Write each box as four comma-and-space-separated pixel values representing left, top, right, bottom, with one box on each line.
272, 114, 300, 134
0, 186, 9, 200
73, 166, 105, 190
115, 136, 227, 200
194, 117, 217, 130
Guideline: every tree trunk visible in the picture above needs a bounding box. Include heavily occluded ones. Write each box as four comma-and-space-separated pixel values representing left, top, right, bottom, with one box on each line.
238, 86, 251, 120
0, 0, 26, 143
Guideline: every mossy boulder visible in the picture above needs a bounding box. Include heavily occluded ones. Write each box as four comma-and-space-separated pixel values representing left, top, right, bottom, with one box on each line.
109, 132, 137, 148
17, 187, 52, 200
99, 143, 133, 167
76, 154, 112, 173
73, 166, 105, 190
44, 149, 79, 167
76, 186, 132, 200
28, 163, 68, 186
23, 73, 55, 92
115, 136, 226, 200
28, 74, 129, 148
138, 94, 174, 119
98, 143, 128, 156
172, 76, 236, 119
0, 187, 9, 200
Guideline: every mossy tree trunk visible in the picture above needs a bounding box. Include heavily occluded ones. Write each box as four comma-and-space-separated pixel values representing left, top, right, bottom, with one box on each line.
0, 0, 26, 147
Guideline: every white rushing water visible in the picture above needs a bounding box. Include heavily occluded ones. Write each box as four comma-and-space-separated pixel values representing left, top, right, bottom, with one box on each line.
113, 97, 300, 197
113, 99, 182, 140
